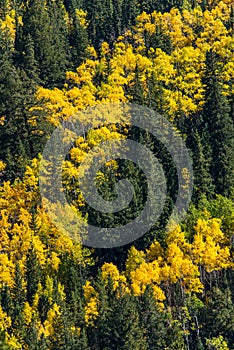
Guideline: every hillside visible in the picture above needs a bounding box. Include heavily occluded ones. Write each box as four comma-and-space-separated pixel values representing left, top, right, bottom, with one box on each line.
0, 0, 233, 349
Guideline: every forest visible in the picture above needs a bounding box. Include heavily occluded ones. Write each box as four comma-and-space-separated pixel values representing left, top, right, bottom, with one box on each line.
0, 0, 234, 349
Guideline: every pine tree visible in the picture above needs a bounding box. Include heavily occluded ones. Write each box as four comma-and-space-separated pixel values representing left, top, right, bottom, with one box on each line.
122, 0, 140, 29
21, 0, 67, 87
25, 247, 42, 305
138, 285, 187, 349
11, 264, 26, 342
46, 0, 68, 85
0, 22, 19, 156
129, 64, 145, 105
85, 0, 115, 49
67, 2, 90, 69
0, 284, 14, 318
145, 71, 165, 114
48, 312, 67, 350
18, 34, 40, 83
12, 263, 26, 307
23, 315, 41, 350
199, 287, 234, 348
144, 22, 172, 54
91, 278, 148, 350
111, 289, 148, 350
76, 328, 91, 350
202, 50, 234, 197
183, 117, 214, 202
0, 14, 40, 179
112, 0, 123, 38
38, 292, 50, 323
139, 286, 169, 349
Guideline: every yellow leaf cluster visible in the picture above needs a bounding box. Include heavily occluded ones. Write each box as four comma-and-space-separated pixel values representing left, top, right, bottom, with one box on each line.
126, 217, 232, 300
101, 262, 127, 291
75, 8, 88, 29
0, 11, 16, 41
0, 305, 11, 331
23, 302, 33, 326
83, 281, 99, 325
192, 218, 232, 272
43, 303, 61, 337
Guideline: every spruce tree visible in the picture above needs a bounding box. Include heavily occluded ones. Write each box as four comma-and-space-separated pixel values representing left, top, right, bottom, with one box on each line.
129, 64, 145, 105
183, 118, 214, 202
138, 285, 187, 349
11, 264, 26, 343
202, 50, 234, 197
0, 23, 20, 157
122, 0, 140, 29
0, 284, 14, 318
46, 0, 68, 85
25, 247, 42, 305
23, 315, 41, 350
91, 278, 148, 350
112, 0, 123, 38
85, 0, 115, 49
21, 0, 67, 87
199, 287, 234, 348
0, 8, 42, 179
67, 2, 90, 69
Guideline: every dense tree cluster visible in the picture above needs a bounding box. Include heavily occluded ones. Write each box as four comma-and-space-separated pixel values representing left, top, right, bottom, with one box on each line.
0, 0, 233, 349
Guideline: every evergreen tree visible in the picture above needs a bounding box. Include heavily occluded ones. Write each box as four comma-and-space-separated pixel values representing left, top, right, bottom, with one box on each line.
91, 278, 148, 350
110, 290, 148, 350
145, 71, 165, 114
199, 287, 234, 348
48, 311, 67, 350
0, 23, 19, 158
17, 33, 40, 83
112, 0, 123, 38
140, 0, 184, 13
38, 292, 50, 323
67, 2, 90, 69
0, 285, 14, 317
25, 247, 42, 305
20, 0, 67, 87
0, 12, 42, 179
129, 64, 145, 105
144, 22, 172, 54
23, 315, 41, 350
202, 50, 234, 197
76, 328, 91, 350
139, 286, 187, 349
122, 0, 140, 29
11, 264, 26, 343
46, 0, 68, 85
183, 117, 214, 201
85, 0, 115, 49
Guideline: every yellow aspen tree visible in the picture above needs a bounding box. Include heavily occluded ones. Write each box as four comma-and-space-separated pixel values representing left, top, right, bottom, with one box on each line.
23, 302, 33, 326
0, 306, 18, 349
43, 303, 61, 337
0, 4, 16, 42
125, 246, 145, 276
130, 260, 165, 301
192, 218, 233, 272
161, 242, 203, 293
83, 281, 99, 325
101, 262, 128, 291
0, 254, 15, 288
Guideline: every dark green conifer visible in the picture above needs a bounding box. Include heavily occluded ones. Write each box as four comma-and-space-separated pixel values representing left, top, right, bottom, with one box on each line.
67, 1, 90, 69
25, 247, 42, 305
203, 50, 234, 197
